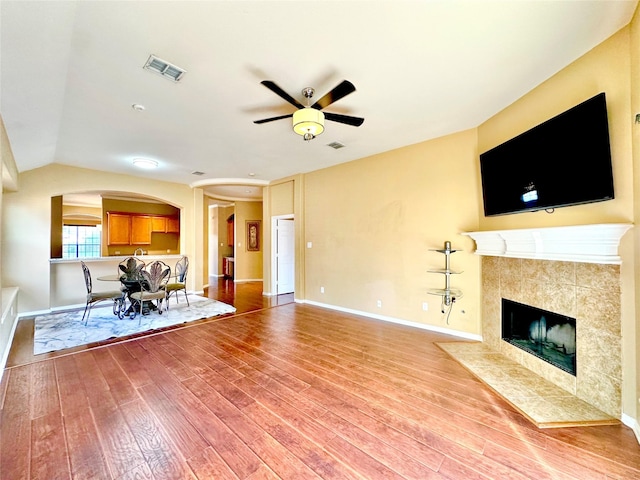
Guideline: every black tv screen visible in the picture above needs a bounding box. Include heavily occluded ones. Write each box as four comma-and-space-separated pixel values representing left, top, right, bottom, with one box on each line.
480, 92, 614, 216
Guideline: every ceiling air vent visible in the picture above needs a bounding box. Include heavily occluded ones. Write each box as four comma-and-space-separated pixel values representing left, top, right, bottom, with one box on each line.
327, 141, 346, 150
143, 54, 186, 82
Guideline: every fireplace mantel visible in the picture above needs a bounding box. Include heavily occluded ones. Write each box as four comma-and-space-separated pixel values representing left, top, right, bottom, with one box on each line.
462, 223, 632, 264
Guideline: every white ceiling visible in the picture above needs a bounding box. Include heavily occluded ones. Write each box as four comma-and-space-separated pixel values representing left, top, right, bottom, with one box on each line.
1, 1, 637, 202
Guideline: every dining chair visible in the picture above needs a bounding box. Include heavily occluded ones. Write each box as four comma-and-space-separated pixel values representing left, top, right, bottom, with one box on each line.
166, 256, 189, 307
128, 260, 171, 320
81, 261, 125, 324
118, 256, 145, 281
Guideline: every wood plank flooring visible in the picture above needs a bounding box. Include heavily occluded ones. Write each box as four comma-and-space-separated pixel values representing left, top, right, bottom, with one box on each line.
2, 280, 640, 479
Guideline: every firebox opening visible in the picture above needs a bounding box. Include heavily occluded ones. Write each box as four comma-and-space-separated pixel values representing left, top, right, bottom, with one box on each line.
502, 298, 576, 376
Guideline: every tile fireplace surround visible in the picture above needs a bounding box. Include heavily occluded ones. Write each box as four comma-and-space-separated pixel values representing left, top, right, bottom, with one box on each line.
450, 224, 632, 426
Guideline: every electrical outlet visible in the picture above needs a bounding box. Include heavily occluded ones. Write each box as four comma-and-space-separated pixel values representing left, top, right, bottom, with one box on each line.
422, 302, 429, 311
320, 286, 324, 294
377, 300, 382, 308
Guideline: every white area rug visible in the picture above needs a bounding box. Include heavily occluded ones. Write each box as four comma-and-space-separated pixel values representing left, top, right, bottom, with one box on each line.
34, 295, 236, 355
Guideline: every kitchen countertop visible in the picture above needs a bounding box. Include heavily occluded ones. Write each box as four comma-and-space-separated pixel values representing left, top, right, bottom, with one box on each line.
50, 254, 183, 264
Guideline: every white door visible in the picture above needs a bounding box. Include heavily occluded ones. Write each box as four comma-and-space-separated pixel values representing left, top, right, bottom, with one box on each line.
276, 219, 295, 294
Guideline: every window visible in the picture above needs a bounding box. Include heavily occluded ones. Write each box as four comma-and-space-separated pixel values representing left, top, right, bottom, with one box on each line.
63, 225, 101, 258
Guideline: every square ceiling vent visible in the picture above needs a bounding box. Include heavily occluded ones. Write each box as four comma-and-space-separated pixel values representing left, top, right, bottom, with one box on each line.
143, 54, 186, 82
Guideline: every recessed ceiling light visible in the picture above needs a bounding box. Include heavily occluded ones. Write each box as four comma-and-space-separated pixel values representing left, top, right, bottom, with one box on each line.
133, 158, 158, 169
131, 104, 145, 111
248, 172, 256, 177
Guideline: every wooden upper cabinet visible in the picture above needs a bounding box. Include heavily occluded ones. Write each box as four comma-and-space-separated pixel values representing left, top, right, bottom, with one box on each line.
227, 215, 234, 247
108, 212, 179, 246
151, 215, 179, 233
130, 215, 152, 244
151, 216, 167, 233
166, 216, 180, 233
107, 213, 131, 245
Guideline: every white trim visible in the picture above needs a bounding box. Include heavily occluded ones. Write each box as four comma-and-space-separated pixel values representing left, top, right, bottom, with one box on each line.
621, 413, 640, 445
0, 318, 19, 382
0, 288, 20, 381
17, 290, 204, 319
18, 309, 52, 319
462, 223, 632, 264
301, 299, 482, 341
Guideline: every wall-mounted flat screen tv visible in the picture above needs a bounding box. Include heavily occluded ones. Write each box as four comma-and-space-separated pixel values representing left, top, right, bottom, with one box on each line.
480, 92, 614, 217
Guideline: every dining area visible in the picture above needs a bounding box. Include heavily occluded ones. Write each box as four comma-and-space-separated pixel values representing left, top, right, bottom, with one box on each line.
27, 255, 237, 358
81, 255, 189, 324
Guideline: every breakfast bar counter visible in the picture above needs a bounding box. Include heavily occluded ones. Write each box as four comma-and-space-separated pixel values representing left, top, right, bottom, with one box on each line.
50, 255, 182, 309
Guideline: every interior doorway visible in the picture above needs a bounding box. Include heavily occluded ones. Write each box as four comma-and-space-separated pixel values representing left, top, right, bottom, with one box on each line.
272, 216, 295, 295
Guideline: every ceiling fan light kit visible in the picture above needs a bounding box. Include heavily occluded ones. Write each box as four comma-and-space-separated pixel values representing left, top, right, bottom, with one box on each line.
293, 108, 325, 141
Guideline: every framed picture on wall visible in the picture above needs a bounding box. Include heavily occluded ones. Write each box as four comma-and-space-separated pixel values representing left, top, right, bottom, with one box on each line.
246, 220, 260, 251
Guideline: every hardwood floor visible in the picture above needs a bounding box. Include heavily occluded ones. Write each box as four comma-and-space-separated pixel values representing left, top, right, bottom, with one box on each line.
2, 280, 639, 479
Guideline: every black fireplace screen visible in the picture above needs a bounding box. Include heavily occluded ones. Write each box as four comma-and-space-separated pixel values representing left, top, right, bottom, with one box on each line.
502, 298, 576, 376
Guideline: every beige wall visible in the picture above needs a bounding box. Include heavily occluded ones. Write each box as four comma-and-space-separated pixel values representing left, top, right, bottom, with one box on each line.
302, 128, 481, 335
2, 163, 203, 313
262, 176, 304, 297
234, 201, 263, 281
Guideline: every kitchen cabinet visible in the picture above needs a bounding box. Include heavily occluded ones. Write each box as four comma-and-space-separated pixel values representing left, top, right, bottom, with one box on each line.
151, 215, 180, 234
223, 257, 234, 279
131, 215, 152, 244
108, 212, 179, 246
227, 215, 234, 247
107, 213, 131, 245
151, 216, 166, 233
166, 216, 180, 233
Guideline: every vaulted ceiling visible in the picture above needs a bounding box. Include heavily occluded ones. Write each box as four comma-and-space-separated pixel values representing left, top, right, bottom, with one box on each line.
1, 1, 637, 201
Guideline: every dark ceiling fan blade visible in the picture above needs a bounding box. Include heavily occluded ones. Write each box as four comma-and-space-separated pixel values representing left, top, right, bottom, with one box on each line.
260, 81, 304, 109
253, 113, 293, 124
324, 112, 364, 127
311, 80, 356, 110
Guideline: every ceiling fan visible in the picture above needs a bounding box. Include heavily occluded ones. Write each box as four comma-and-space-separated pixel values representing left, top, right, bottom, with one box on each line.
253, 80, 364, 141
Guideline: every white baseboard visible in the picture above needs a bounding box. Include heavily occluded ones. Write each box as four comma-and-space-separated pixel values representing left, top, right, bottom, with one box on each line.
301, 299, 482, 341
621, 413, 640, 445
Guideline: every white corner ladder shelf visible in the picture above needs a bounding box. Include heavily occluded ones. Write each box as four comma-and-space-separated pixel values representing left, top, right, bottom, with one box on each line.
427, 240, 462, 307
